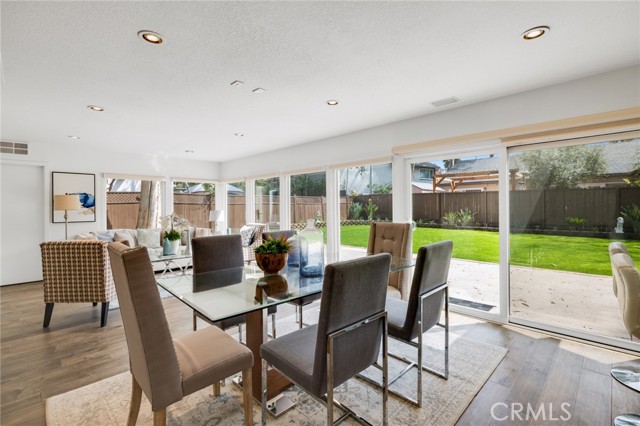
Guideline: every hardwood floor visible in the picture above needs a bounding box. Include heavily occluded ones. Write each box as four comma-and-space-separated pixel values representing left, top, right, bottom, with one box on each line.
1, 282, 638, 425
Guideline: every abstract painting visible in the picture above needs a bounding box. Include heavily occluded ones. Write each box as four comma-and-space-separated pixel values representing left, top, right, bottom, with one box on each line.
52, 172, 96, 223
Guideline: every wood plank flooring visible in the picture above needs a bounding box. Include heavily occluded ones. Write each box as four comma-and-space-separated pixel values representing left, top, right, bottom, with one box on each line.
1, 282, 638, 425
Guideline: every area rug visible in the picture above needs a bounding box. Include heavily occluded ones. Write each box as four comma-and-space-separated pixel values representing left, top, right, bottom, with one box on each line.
45, 326, 507, 426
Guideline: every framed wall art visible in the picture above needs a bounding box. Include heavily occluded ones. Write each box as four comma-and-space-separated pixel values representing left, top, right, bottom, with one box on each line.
52, 172, 96, 223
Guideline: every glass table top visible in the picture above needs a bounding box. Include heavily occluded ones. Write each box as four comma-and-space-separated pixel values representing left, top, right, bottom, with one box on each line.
156, 254, 414, 324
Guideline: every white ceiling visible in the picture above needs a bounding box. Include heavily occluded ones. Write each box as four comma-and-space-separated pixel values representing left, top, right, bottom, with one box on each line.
2, 1, 639, 162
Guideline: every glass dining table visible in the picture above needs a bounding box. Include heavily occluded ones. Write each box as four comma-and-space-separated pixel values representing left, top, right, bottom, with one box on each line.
156, 254, 414, 415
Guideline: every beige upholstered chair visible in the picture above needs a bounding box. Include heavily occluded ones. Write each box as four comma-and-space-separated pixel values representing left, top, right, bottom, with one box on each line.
367, 222, 412, 300
107, 242, 254, 426
609, 246, 640, 340
241, 223, 265, 264
609, 241, 630, 297
40, 240, 116, 327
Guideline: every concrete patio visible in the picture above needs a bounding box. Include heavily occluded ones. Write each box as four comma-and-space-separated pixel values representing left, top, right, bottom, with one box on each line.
340, 246, 631, 341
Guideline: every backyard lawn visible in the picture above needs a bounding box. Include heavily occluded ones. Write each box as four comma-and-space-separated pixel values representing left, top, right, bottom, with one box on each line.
338, 225, 640, 276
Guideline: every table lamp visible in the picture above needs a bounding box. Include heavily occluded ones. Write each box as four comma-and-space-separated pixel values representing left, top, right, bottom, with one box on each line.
54, 194, 82, 240
209, 210, 223, 232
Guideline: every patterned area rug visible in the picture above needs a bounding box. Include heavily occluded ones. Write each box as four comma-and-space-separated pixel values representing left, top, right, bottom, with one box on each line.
45, 323, 507, 426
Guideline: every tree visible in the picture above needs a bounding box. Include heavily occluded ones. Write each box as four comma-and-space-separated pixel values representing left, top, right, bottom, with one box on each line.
136, 180, 159, 228
519, 145, 605, 189
291, 173, 326, 196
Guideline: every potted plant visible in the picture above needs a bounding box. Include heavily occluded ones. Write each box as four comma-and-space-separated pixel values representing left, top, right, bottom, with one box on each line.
254, 235, 292, 274
163, 228, 182, 255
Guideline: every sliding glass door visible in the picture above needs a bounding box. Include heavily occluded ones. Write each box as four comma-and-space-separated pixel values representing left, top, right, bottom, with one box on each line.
409, 153, 501, 316
508, 137, 640, 345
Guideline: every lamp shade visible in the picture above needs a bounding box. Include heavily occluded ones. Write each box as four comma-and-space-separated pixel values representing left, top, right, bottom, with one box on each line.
209, 210, 223, 221
54, 194, 82, 211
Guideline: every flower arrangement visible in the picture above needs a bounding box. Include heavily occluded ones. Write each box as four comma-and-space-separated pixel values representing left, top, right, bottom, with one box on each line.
160, 213, 189, 241
254, 235, 292, 255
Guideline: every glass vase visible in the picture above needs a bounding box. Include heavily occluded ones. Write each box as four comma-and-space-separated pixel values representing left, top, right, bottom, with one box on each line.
299, 219, 324, 277
287, 232, 300, 267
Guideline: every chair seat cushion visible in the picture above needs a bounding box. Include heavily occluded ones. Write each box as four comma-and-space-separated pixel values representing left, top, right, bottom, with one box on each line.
175, 325, 253, 395
386, 286, 401, 300
386, 297, 411, 341
261, 324, 317, 394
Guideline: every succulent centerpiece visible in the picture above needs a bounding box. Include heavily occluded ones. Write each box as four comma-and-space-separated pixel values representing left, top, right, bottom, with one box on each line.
254, 235, 292, 274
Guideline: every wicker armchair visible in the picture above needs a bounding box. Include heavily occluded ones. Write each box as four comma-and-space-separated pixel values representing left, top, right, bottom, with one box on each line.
241, 223, 265, 264
40, 240, 116, 327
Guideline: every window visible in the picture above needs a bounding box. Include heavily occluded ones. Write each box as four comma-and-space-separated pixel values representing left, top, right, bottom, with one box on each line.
227, 181, 246, 233
172, 181, 215, 228
255, 177, 280, 230
106, 177, 162, 229
418, 169, 433, 180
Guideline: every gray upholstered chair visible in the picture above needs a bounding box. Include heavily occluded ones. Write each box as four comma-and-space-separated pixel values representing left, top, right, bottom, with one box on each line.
367, 222, 412, 300
191, 235, 277, 339
260, 253, 392, 425
379, 241, 452, 407
40, 240, 116, 327
107, 242, 254, 426
264, 230, 322, 328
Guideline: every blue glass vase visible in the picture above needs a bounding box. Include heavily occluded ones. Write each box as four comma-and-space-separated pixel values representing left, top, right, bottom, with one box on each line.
299, 219, 324, 277
287, 232, 300, 267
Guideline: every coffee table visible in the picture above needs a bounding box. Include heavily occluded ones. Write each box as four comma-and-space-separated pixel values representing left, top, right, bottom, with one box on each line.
150, 251, 192, 277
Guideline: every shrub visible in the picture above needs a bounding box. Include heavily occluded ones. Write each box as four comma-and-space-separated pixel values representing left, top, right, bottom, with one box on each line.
621, 204, 640, 233
566, 216, 588, 230
348, 202, 363, 220
365, 199, 378, 221
458, 208, 476, 226
442, 211, 459, 226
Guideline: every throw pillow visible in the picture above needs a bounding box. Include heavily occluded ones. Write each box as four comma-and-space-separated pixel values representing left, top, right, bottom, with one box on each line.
194, 227, 212, 238
114, 231, 136, 248
137, 228, 161, 248
239, 225, 256, 247
92, 230, 115, 241
75, 233, 98, 241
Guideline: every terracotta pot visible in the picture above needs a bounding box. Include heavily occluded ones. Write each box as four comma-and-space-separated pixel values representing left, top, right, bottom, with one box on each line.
255, 253, 287, 274
256, 274, 289, 298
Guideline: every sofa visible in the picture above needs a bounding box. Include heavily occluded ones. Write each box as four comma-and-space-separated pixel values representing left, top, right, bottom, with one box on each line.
74, 227, 212, 272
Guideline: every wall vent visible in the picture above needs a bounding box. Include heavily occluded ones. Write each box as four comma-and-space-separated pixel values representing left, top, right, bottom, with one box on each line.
431, 96, 460, 107
0, 141, 29, 155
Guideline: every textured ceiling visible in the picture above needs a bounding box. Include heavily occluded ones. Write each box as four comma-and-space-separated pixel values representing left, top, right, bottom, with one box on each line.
2, 1, 639, 162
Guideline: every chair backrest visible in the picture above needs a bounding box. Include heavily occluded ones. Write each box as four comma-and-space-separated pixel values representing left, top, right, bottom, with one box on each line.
262, 230, 296, 241
107, 242, 183, 411
610, 251, 640, 339
40, 240, 115, 303
192, 235, 244, 273
609, 242, 631, 296
404, 241, 453, 340
367, 222, 411, 299
311, 253, 391, 397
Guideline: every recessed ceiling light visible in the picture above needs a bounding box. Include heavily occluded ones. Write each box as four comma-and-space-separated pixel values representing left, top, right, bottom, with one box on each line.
87, 105, 105, 111
234, 133, 244, 137
138, 30, 164, 44
185, 149, 195, 154
230, 80, 244, 87
68, 135, 80, 139
326, 100, 339, 106
252, 88, 266, 93
522, 26, 550, 40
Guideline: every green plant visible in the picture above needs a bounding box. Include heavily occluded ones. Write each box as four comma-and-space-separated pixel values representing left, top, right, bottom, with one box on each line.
621, 204, 640, 233
164, 229, 181, 241
442, 211, 459, 226
365, 199, 378, 221
566, 216, 588, 230
348, 201, 363, 219
254, 236, 292, 254
457, 208, 475, 226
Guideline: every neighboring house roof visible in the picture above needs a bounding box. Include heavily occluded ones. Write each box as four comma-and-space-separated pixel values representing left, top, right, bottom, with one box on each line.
412, 181, 446, 192
414, 162, 440, 170
438, 140, 640, 177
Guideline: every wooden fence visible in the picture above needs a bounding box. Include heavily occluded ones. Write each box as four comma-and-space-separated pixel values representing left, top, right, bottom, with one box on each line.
107, 187, 640, 231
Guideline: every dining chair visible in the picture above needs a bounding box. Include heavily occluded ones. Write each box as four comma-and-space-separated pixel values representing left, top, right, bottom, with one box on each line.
260, 253, 392, 425
107, 242, 254, 426
191, 235, 277, 340
367, 222, 412, 300
360, 241, 452, 407
263, 230, 322, 328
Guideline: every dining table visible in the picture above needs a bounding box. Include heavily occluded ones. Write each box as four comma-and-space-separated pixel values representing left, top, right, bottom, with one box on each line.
156, 254, 415, 416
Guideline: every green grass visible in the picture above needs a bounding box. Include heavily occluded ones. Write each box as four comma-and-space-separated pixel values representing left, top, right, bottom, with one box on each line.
338, 225, 640, 276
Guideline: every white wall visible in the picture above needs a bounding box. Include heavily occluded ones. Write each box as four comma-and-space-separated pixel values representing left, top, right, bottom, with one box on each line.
0, 145, 220, 284
221, 65, 640, 179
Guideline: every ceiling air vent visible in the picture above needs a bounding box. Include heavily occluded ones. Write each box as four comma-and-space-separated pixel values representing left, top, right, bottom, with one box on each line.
431, 96, 460, 108
1, 141, 29, 155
